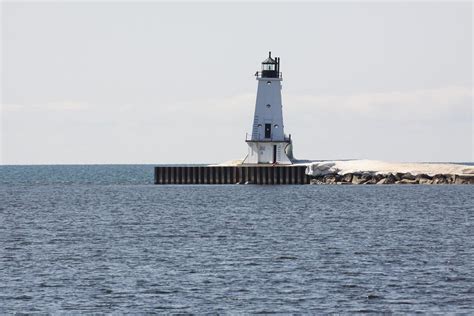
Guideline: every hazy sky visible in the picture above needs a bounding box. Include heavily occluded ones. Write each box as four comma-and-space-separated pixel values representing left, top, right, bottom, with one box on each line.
1, 2, 472, 164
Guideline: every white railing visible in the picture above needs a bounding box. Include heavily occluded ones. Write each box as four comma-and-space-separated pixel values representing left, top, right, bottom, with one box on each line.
245, 133, 291, 142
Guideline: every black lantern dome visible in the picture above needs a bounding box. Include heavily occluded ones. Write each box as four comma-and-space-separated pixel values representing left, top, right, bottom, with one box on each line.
261, 51, 280, 78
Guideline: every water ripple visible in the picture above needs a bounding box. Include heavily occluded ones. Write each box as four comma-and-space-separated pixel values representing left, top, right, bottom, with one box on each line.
0, 166, 473, 313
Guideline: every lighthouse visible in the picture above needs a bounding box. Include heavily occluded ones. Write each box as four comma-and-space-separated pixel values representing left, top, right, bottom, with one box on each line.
154, 52, 312, 185
243, 52, 294, 165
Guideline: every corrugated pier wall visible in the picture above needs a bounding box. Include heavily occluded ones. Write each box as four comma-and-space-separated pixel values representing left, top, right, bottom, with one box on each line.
154, 165, 310, 185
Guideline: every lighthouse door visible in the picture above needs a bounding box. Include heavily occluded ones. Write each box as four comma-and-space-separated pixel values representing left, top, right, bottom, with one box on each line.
264, 124, 272, 139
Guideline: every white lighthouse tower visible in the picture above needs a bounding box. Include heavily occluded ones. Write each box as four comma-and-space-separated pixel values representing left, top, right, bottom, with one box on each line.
243, 52, 293, 165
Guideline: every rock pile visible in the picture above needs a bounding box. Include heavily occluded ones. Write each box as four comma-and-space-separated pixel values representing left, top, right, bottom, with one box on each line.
309, 172, 474, 185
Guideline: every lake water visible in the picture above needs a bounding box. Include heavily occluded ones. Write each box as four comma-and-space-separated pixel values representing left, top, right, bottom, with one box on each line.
1, 165, 473, 313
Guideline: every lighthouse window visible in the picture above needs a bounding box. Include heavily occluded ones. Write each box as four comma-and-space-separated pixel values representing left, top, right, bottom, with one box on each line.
263, 64, 275, 71
267, 81, 271, 85
266, 104, 271, 108
258, 124, 262, 127
274, 124, 279, 128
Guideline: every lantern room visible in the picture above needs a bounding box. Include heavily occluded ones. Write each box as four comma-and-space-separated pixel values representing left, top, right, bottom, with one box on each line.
261, 51, 280, 78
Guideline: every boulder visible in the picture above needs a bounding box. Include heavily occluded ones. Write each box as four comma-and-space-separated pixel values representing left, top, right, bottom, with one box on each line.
376, 178, 388, 185
415, 173, 431, 180
396, 179, 417, 184
432, 174, 447, 184
418, 178, 433, 184
402, 173, 416, 180
351, 173, 365, 184
446, 175, 456, 184
342, 173, 353, 183
351, 173, 374, 184
364, 177, 378, 185
310, 178, 324, 185
323, 174, 337, 184
394, 173, 405, 181
374, 174, 385, 182
385, 173, 397, 184
416, 174, 432, 185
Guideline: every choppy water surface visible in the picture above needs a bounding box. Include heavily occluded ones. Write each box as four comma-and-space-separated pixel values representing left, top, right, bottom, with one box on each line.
1, 165, 473, 313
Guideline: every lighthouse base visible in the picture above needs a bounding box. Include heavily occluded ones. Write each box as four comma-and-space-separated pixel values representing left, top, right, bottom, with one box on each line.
243, 141, 293, 165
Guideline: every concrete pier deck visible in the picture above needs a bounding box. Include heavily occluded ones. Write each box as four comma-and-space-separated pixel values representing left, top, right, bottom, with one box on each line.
154, 165, 310, 185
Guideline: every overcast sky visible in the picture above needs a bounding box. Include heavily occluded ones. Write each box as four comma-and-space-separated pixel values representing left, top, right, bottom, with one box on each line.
1, 2, 472, 164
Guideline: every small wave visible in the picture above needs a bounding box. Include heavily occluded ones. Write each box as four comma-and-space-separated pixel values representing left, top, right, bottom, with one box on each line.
275, 255, 298, 260
142, 289, 179, 295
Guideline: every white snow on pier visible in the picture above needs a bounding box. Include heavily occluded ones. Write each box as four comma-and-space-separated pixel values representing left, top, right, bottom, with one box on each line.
303, 160, 474, 176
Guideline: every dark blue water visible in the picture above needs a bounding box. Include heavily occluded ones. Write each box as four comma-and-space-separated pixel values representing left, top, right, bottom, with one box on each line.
1, 165, 473, 313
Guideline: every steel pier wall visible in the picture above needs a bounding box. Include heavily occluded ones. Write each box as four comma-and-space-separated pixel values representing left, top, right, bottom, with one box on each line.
154, 166, 309, 185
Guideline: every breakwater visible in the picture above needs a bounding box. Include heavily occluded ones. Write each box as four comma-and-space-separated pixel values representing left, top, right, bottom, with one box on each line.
154, 165, 474, 185
154, 165, 310, 185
